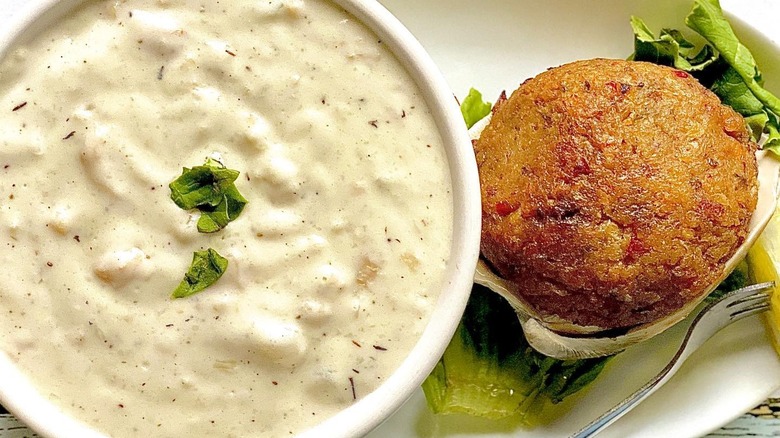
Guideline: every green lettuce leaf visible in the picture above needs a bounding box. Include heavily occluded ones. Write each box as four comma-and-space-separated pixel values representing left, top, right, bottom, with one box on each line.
629, 16, 719, 74
685, 0, 780, 115
172, 248, 228, 298
765, 118, 780, 153
706, 259, 749, 303
710, 66, 780, 151
422, 285, 611, 425
711, 67, 766, 116
460, 88, 492, 129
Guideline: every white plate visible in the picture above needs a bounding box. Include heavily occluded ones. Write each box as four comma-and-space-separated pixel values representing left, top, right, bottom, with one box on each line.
369, 0, 780, 437
0, 1, 778, 437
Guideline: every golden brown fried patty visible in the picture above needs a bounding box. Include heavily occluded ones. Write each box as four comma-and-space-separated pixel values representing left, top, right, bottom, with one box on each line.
476, 58, 758, 331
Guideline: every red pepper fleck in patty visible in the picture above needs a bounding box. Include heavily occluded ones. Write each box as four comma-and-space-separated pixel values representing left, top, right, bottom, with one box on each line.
495, 200, 519, 217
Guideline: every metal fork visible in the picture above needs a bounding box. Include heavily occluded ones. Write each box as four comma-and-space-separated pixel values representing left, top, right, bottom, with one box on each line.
570, 281, 774, 438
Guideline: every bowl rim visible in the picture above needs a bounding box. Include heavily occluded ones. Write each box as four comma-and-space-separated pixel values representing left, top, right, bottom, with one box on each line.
0, 1, 482, 437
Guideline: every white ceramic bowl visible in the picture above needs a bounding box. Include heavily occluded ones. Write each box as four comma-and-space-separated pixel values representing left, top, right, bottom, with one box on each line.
0, 1, 481, 437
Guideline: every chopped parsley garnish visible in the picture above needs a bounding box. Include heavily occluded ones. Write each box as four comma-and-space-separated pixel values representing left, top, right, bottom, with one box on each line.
169, 158, 248, 233
171, 248, 228, 299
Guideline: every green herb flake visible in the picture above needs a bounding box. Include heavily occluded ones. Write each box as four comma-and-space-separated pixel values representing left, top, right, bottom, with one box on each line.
172, 248, 228, 299
197, 185, 249, 233
460, 88, 493, 129
169, 158, 248, 233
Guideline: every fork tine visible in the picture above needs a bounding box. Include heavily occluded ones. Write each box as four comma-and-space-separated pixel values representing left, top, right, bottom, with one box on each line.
720, 282, 773, 307
728, 293, 770, 307
727, 295, 771, 316
730, 303, 771, 321
728, 287, 771, 319
688, 282, 772, 328
708, 282, 772, 323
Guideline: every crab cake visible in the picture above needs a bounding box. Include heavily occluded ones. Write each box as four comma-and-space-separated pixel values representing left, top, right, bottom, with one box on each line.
476, 58, 758, 332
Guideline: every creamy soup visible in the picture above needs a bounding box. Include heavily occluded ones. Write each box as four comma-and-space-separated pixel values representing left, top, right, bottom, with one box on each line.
0, 0, 453, 436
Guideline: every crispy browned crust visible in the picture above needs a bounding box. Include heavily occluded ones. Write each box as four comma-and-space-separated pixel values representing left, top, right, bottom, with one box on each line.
476, 58, 758, 331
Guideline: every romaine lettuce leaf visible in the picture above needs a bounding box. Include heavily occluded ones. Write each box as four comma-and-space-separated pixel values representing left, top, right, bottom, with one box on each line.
629, 16, 719, 73
422, 285, 611, 425
685, 0, 780, 115
706, 259, 749, 303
